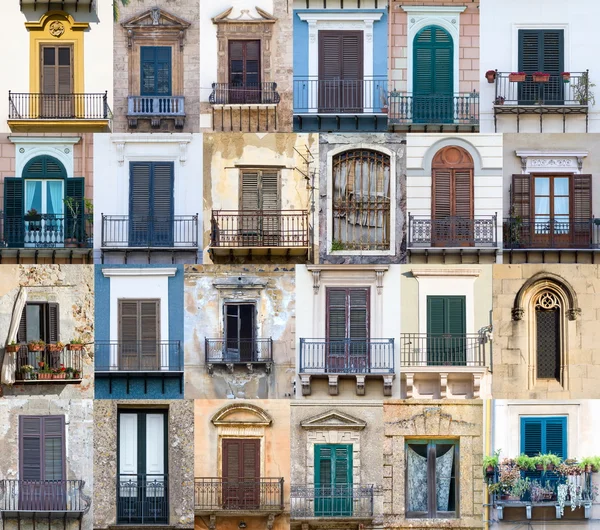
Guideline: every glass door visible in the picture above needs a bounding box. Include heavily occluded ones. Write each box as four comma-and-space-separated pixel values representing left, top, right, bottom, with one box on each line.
532, 176, 570, 246
24, 180, 64, 246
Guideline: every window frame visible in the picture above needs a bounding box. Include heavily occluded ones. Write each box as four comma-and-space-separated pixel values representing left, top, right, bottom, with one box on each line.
17, 302, 60, 344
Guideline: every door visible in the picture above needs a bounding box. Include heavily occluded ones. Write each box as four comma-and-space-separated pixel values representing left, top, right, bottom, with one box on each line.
118, 411, 167, 524
426, 296, 466, 366
141, 46, 172, 96
314, 444, 352, 517
17, 302, 60, 371
318, 31, 364, 113
19, 416, 66, 511
222, 439, 260, 509
326, 288, 369, 373
129, 162, 174, 247
224, 304, 255, 362
118, 300, 160, 371
40, 45, 73, 118
413, 26, 453, 123
518, 30, 564, 104
24, 180, 64, 244
240, 170, 279, 245
229, 40, 261, 104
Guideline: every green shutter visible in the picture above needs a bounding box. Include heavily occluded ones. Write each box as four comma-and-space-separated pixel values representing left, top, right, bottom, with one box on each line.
315, 444, 352, 517
66, 177, 85, 241
23, 155, 67, 179
427, 296, 466, 365
4, 177, 24, 247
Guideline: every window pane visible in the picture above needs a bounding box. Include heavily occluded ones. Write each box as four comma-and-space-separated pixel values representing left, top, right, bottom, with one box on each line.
157, 65, 170, 94
407, 444, 428, 512
535, 177, 550, 195
46, 181, 63, 215
435, 444, 455, 512
142, 63, 155, 93
554, 177, 569, 196
44, 437, 63, 480
26, 304, 41, 342
535, 197, 550, 216
26, 180, 42, 212
554, 197, 569, 216
43, 47, 55, 66
58, 48, 70, 66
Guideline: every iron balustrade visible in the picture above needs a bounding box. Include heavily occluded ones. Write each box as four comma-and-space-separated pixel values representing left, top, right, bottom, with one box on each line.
94, 341, 182, 372
194, 478, 284, 511
299, 338, 394, 374
15, 345, 84, 380
293, 77, 388, 114
503, 217, 600, 249
117, 474, 168, 524
127, 96, 185, 117
8, 92, 110, 120
388, 92, 479, 126
408, 215, 497, 247
2, 212, 93, 248
205, 338, 273, 364
0, 479, 89, 513
101, 215, 199, 248
209, 83, 281, 105
210, 210, 310, 248
400, 333, 487, 367
290, 484, 374, 518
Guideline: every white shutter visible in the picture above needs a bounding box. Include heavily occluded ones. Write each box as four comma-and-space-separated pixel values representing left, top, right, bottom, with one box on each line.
119, 413, 138, 497
146, 414, 165, 498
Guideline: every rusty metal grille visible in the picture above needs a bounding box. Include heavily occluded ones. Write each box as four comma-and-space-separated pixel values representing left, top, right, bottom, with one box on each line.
332, 149, 391, 251
536, 302, 560, 380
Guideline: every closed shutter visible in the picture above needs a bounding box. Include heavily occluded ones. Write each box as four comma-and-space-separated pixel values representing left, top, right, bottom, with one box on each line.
240, 170, 279, 211
129, 162, 151, 246
47, 303, 60, 344
432, 169, 452, 219
140, 301, 160, 369
327, 289, 347, 342
118, 300, 160, 370
315, 444, 352, 517
573, 174, 592, 242
141, 46, 172, 96
326, 288, 370, 341
222, 439, 260, 509
4, 178, 24, 247
17, 306, 27, 343
241, 172, 260, 210
511, 174, 532, 219
426, 296, 466, 365
19, 415, 65, 481
319, 33, 343, 81
41, 46, 72, 118
521, 417, 567, 458
151, 162, 174, 246
454, 169, 473, 218
23, 156, 67, 179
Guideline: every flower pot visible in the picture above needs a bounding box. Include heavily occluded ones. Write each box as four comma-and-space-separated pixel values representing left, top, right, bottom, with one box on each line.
24, 214, 42, 222
585, 464, 593, 473
535, 464, 544, 471
533, 74, 550, 83
486, 465, 495, 473
486, 74, 496, 84
67, 343, 84, 351
38, 373, 53, 380
381, 106, 388, 114
64, 238, 79, 248
21, 372, 31, 380
73, 371, 82, 379
47, 344, 63, 352
509, 73, 526, 82
562, 73, 571, 82
28, 345, 45, 352
5, 345, 19, 353
52, 373, 66, 379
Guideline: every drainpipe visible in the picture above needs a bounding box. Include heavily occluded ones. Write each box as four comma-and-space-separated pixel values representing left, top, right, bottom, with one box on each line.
484, 398, 493, 530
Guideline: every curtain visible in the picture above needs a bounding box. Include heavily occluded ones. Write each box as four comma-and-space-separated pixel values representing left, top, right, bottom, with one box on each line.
47, 181, 63, 215
407, 445, 428, 512
435, 446, 454, 512
25, 180, 41, 212
1, 287, 28, 385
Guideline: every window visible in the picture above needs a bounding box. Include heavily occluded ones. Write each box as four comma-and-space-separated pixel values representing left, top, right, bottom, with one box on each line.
229, 40, 261, 104
17, 302, 60, 344
222, 438, 260, 509
314, 444, 352, 517
118, 410, 167, 524
118, 299, 160, 370
40, 45, 73, 118
19, 415, 65, 510
534, 290, 561, 381
521, 416, 567, 459
332, 149, 391, 251
129, 162, 174, 247
426, 296, 466, 366
406, 440, 458, 519
141, 46, 172, 96
224, 303, 255, 362
239, 169, 279, 245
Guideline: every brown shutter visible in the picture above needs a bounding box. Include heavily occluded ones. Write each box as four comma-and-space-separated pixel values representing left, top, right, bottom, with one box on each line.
20, 416, 42, 481
432, 169, 452, 219
341, 33, 363, 81
47, 303, 60, 344
454, 169, 474, 218
572, 174, 592, 220
241, 171, 260, 210
318, 32, 342, 80
511, 174, 532, 219
140, 301, 160, 369
261, 171, 279, 211
119, 300, 140, 343
42, 47, 57, 94
326, 288, 369, 341
118, 300, 160, 370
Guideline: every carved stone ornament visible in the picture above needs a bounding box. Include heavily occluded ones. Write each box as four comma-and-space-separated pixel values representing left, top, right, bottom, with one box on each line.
566, 308, 582, 321
512, 308, 525, 321
49, 21, 65, 38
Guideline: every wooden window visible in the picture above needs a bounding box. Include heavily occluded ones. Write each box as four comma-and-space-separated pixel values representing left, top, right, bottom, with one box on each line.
521, 416, 567, 461
318, 31, 364, 112
222, 438, 260, 509
426, 296, 466, 366
332, 149, 391, 251
228, 40, 261, 104
406, 440, 458, 519
141, 46, 172, 96
118, 300, 160, 370
40, 45, 73, 118
239, 169, 280, 245
314, 444, 352, 517
534, 290, 562, 381
224, 303, 255, 362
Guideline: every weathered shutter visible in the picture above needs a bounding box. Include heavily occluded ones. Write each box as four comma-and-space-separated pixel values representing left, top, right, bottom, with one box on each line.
4, 178, 24, 247
348, 289, 369, 341
151, 162, 174, 246
327, 288, 348, 341
241, 172, 260, 210
242, 439, 259, 481
454, 169, 473, 219
19, 416, 65, 481
316, 445, 332, 486
315, 444, 351, 487
261, 172, 279, 211
140, 301, 159, 370
432, 169, 452, 219
20, 416, 42, 481
43, 416, 64, 481
511, 174, 531, 219
47, 303, 60, 344
572, 174, 592, 221
129, 162, 151, 246
17, 305, 27, 343
223, 439, 240, 480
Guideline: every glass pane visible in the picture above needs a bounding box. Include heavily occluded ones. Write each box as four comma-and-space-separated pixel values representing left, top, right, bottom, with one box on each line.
25, 304, 41, 342
407, 445, 428, 512
142, 63, 155, 93
26, 181, 42, 212
535, 177, 550, 196
246, 60, 259, 74
554, 177, 569, 196
230, 60, 244, 74
534, 216, 550, 234
46, 181, 63, 215
157, 64, 170, 94
555, 216, 570, 234
435, 444, 455, 512
58, 48, 70, 66
44, 437, 63, 480
554, 197, 569, 216
535, 197, 550, 215
43, 47, 55, 66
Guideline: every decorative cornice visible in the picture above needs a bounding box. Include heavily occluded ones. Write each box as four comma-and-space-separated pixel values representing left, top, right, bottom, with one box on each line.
298, 12, 383, 23
400, 6, 467, 14
516, 150, 588, 173
213, 7, 277, 24
212, 277, 268, 291
102, 267, 177, 278
411, 267, 482, 278
110, 134, 192, 166
9, 137, 81, 146
25, 11, 89, 31
300, 410, 367, 431
306, 265, 389, 294
211, 403, 272, 426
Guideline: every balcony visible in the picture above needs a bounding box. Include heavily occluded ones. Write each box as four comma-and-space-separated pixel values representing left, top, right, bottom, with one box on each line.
205, 338, 273, 374
290, 484, 374, 520
209, 210, 310, 262
118, 474, 168, 525
8, 92, 111, 132
194, 478, 284, 515
492, 71, 590, 132
209, 83, 280, 132
408, 215, 497, 248
293, 77, 388, 132
299, 338, 394, 396
0, 479, 89, 518
388, 91, 479, 132
12, 344, 84, 383
127, 96, 185, 129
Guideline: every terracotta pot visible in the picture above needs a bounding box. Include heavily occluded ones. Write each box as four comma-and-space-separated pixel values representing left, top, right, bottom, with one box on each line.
47, 344, 63, 352
486, 465, 495, 474
64, 238, 79, 248
509, 73, 526, 82
485, 72, 496, 83
38, 373, 53, 380
5, 345, 19, 353
67, 344, 84, 351
73, 371, 82, 379
52, 373, 66, 379
28, 344, 45, 351
532, 74, 550, 83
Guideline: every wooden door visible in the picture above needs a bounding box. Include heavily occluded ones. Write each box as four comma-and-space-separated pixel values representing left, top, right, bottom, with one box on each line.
118, 300, 160, 370
222, 439, 260, 509
229, 40, 261, 103
40, 45, 73, 118
314, 444, 352, 517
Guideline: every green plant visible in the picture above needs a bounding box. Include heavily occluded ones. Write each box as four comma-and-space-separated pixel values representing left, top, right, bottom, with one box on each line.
113, 0, 130, 21
28, 339, 46, 348
483, 450, 501, 474
515, 454, 535, 471
26, 208, 38, 216
534, 453, 562, 471
330, 239, 346, 251
574, 72, 596, 106
530, 480, 555, 502
37, 361, 51, 373
578, 456, 600, 472
20, 365, 34, 373
9, 341, 16, 346
509, 477, 531, 498
63, 196, 82, 239
71, 338, 84, 344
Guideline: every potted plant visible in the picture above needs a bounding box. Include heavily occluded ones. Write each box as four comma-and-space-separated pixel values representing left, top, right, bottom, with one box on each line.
379, 87, 389, 114
515, 454, 535, 471
6, 341, 19, 353
530, 480, 556, 502
52, 364, 66, 379
574, 72, 596, 106
494, 96, 505, 105
20, 364, 34, 380
65, 367, 74, 380
73, 368, 82, 379
483, 450, 501, 476
485, 70, 497, 83
532, 72, 550, 83
47, 341, 64, 352
83, 198, 94, 248
67, 338, 85, 351
509, 72, 526, 82
24, 208, 42, 222
534, 453, 562, 471
508, 478, 531, 501
557, 460, 583, 476
63, 196, 82, 248
561, 72, 571, 82
37, 361, 52, 380
578, 456, 600, 473
28, 340, 46, 352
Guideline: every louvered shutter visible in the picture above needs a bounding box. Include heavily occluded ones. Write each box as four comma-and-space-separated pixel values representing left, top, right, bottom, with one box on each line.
545, 418, 567, 458
427, 296, 466, 365
17, 305, 27, 343
43, 417, 64, 481
66, 178, 85, 241
119, 300, 140, 370
521, 417, 566, 457
523, 419, 543, 456
447, 297, 466, 335
4, 178, 24, 247
315, 444, 352, 516
414, 28, 433, 96
245, 41, 260, 87
432, 169, 452, 219
327, 289, 348, 341
129, 162, 151, 246
47, 303, 60, 344
41, 47, 72, 117
151, 162, 174, 246
427, 297, 446, 336
118, 300, 159, 370
222, 439, 260, 509
511, 174, 531, 219
241, 172, 260, 210
140, 301, 160, 370
349, 289, 368, 341
319, 33, 343, 81
19, 416, 65, 481
261, 171, 279, 243
42, 47, 57, 94
20, 416, 43, 481
572, 174, 592, 243
454, 169, 473, 218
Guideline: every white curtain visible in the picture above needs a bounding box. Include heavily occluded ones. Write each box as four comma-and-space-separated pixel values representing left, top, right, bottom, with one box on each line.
47, 181, 63, 215
1, 287, 28, 385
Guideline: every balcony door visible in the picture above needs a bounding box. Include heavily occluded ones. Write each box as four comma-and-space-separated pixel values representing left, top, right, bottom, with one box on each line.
141, 46, 172, 97
17, 302, 60, 371
129, 162, 174, 247
222, 439, 260, 509
118, 411, 167, 524
19, 415, 66, 511
224, 303, 255, 362
314, 444, 352, 517
318, 31, 363, 113
431, 146, 474, 246
118, 299, 160, 371
240, 169, 280, 246
229, 40, 261, 104
413, 26, 453, 123
426, 296, 466, 366
326, 287, 369, 373
40, 45, 73, 118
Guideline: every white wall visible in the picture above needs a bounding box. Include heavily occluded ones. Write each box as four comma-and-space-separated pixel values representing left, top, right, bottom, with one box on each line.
480, 0, 600, 133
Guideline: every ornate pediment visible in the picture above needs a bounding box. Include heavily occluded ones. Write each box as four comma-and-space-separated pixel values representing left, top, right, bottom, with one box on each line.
300, 410, 367, 431
211, 403, 273, 426
122, 7, 191, 30
212, 6, 277, 24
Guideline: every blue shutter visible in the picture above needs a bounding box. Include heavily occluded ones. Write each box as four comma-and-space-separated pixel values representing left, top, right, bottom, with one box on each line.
141, 46, 172, 96
520, 416, 567, 457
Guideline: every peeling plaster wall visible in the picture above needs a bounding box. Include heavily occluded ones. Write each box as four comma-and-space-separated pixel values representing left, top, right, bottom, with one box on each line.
0, 399, 94, 530
93, 399, 194, 530
0, 265, 94, 398
184, 265, 295, 399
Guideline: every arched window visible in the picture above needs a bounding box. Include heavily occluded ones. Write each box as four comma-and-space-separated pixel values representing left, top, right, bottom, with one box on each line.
332, 149, 391, 251
534, 290, 561, 381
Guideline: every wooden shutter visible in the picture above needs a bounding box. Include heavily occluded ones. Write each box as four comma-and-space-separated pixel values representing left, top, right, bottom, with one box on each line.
341, 33, 362, 82
414, 26, 453, 96
518, 30, 564, 74
41, 47, 72, 94
222, 439, 260, 508
118, 300, 160, 370
240, 170, 279, 211
151, 162, 174, 246
572, 174, 592, 220
47, 303, 60, 344
261, 172, 279, 211
511, 174, 532, 219
521, 417, 567, 458
427, 297, 446, 336
129, 162, 151, 245
241, 172, 260, 210
427, 296, 466, 335
17, 305, 27, 343
326, 288, 369, 341
349, 289, 368, 341
319, 33, 343, 81
4, 178, 24, 247
327, 289, 347, 341
432, 169, 452, 219
19, 415, 65, 481
315, 444, 351, 486
140, 301, 160, 370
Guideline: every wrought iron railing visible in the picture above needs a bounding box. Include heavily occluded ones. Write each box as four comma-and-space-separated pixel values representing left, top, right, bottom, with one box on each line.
101, 215, 199, 248
209, 83, 280, 105
408, 215, 497, 247
388, 91, 479, 126
127, 96, 185, 117
117, 474, 168, 524
14, 345, 84, 381
400, 333, 487, 367
493, 71, 590, 106
293, 77, 388, 114
94, 341, 182, 372
210, 210, 310, 248
8, 92, 110, 120
0, 479, 89, 512
503, 218, 600, 249
205, 338, 273, 364
290, 484, 374, 518
194, 478, 284, 511
299, 338, 394, 374
2, 212, 93, 248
